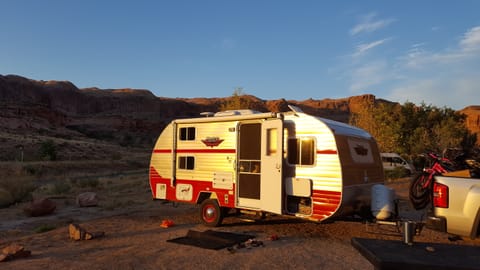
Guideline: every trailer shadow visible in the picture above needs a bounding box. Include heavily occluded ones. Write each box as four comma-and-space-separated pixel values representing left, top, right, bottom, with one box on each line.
221, 214, 308, 228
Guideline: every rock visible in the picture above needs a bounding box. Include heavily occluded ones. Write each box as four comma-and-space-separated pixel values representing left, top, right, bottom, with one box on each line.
76, 192, 99, 207
68, 223, 85, 241
23, 198, 56, 217
69, 223, 105, 241
1, 244, 31, 262
2, 243, 24, 255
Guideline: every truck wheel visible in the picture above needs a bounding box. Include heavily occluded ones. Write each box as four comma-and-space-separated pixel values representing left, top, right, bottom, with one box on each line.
200, 199, 224, 227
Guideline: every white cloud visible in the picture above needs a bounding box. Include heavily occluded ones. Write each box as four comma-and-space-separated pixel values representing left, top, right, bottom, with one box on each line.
401, 25, 480, 69
349, 60, 388, 92
350, 13, 395, 36
459, 26, 480, 52
341, 21, 479, 109
388, 26, 480, 109
387, 76, 480, 109
353, 38, 390, 57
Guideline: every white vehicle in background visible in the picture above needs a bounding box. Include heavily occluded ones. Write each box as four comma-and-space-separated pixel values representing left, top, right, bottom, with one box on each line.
381, 153, 415, 175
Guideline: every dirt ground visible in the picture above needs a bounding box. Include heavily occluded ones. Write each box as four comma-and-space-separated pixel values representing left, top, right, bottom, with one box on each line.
1, 171, 479, 270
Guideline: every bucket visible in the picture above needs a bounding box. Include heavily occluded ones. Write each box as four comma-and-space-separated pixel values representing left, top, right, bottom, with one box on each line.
371, 184, 395, 220
403, 221, 414, 245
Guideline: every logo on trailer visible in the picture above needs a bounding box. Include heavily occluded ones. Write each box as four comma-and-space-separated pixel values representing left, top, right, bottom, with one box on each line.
202, 137, 224, 147
354, 144, 369, 156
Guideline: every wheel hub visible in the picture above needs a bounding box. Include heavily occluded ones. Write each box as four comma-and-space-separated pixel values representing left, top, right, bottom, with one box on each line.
205, 207, 215, 219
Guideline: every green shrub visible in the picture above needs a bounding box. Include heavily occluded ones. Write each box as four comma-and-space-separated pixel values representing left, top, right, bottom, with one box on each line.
0, 177, 35, 207
39, 140, 57, 161
384, 167, 411, 181
34, 224, 56, 233
52, 181, 71, 194
76, 178, 100, 188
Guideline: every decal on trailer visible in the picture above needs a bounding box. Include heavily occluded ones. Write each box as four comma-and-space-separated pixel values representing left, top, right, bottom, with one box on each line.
201, 137, 224, 147
348, 138, 373, 163
176, 183, 193, 201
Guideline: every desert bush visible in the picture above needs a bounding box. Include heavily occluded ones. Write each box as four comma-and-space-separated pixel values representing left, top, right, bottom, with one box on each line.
34, 224, 56, 233
23, 165, 37, 175
75, 178, 100, 189
0, 177, 35, 207
39, 139, 57, 161
0, 188, 14, 208
52, 181, 71, 194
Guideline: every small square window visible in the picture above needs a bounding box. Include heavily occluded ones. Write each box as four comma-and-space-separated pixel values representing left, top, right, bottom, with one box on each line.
180, 127, 195, 141
179, 156, 195, 170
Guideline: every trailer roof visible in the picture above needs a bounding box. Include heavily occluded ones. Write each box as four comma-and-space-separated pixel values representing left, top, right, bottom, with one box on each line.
173, 112, 278, 124
318, 116, 372, 138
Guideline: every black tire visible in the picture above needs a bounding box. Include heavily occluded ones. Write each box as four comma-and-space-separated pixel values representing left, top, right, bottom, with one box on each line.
409, 172, 432, 210
199, 199, 224, 227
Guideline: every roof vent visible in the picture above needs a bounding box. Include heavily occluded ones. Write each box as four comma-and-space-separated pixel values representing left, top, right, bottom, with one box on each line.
214, 109, 260, 117
200, 112, 215, 117
288, 105, 304, 113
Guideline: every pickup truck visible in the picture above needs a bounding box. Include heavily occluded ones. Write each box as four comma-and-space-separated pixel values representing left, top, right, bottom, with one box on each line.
426, 174, 480, 239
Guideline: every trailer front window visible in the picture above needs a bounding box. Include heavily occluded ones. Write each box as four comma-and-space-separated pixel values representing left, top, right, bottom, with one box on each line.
287, 137, 315, 166
180, 127, 196, 141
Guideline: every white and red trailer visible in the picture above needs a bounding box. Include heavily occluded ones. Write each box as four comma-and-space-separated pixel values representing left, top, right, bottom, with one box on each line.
149, 106, 384, 226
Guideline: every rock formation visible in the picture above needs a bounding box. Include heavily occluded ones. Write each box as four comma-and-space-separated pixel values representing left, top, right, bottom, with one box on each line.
1, 74, 479, 161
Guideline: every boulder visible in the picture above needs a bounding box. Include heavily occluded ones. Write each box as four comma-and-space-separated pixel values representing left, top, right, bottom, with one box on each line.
76, 192, 98, 207
23, 198, 56, 217
68, 223, 104, 241
0, 244, 31, 262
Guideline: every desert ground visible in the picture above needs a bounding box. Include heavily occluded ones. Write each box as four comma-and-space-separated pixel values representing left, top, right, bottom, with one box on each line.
1, 160, 480, 270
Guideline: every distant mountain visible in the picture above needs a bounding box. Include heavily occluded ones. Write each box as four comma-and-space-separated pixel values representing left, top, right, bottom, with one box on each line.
1, 74, 479, 155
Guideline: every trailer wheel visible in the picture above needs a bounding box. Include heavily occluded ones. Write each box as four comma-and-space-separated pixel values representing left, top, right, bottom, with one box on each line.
200, 199, 224, 227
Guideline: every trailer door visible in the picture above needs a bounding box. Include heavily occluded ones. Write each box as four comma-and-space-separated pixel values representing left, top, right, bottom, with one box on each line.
261, 118, 283, 214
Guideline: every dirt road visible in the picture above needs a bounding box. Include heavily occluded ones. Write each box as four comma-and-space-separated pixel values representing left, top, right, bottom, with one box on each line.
1, 176, 479, 269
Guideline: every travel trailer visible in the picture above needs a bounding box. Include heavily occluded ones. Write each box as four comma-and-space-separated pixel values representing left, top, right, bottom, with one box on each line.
149, 106, 385, 226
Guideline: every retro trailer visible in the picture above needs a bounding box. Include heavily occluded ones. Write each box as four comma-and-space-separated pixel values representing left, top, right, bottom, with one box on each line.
149, 106, 384, 226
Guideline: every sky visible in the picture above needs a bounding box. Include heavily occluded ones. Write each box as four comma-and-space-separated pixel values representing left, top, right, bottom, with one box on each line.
1, 1, 480, 110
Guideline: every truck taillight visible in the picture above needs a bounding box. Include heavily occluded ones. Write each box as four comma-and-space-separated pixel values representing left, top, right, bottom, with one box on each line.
433, 182, 448, 208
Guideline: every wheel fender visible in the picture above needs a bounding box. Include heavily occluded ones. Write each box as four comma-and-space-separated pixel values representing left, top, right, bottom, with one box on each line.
196, 192, 218, 204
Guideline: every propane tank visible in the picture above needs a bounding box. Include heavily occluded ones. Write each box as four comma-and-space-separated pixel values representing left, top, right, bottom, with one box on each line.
371, 184, 395, 220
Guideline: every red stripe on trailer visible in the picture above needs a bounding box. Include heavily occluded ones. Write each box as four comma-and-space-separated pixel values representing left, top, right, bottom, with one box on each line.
149, 167, 235, 208
316, 149, 337, 155
152, 149, 236, 154
176, 149, 236, 154
311, 190, 341, 220
153, 149, 171, 153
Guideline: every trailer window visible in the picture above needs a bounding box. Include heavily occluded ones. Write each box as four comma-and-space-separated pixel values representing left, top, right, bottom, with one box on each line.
179, 127, 195, 141
178, 156, 195, 170
287, 137, 315, 166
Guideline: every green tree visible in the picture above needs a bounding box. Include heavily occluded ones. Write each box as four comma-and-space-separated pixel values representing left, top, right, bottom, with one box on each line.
39, 140, 57, 161
349, 99, 401, 153
350, 100, 475, 157
219, 87, 252, 111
